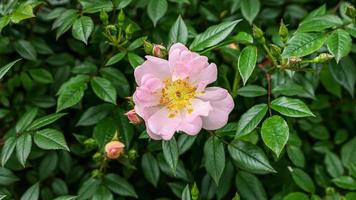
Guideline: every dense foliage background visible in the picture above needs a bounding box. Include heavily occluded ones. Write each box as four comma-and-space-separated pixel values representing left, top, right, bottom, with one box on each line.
0, 0, 355, 199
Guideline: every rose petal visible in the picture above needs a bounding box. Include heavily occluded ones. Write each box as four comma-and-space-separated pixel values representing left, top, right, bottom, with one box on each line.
147, 107, 182, 140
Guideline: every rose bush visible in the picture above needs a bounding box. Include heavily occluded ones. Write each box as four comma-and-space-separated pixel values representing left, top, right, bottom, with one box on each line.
0, 0, 355, 199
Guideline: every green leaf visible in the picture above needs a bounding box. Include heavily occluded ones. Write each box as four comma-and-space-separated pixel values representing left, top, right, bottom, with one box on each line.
236, 171, 267, 200
162, 137, 179, 174
20, 182, 40, 200
113, 0, 132, 9
282, 33, 327, 58
238, 45, 257, 85
271, 97, 315, 117
177, 134, 196, 155
77, 178, 100, 200
52, 9, 79, 39
15, 107, 38, 133
92, 186, 113, 200
39, 151, 58, 180
272, 83, 307, 97
100, 67, 130, 97
56, 76, 88, 112
128, 53, 144, 68
328, 57, 355, 97
128, 36, 147, 51
261, 116, 289, 157
91, 76, 117, 104
297, 15, 342, 33
327, 29, 352, 63
93, 118, 117, 148
29, 68, 54, 84
141, 153, 160, 187
77, 104, 114, 126
1, 136, 16, 166
0, 59, 21, 80
14, 40, 37, 61
236, 104, 268, 137
34, 128, 69, 151
0, 16, 10, 33
289, 167, 315, 193
104, 174, 138, 198
16, 133, 32, 167
10, 4, 35, 23
27, 113, 67, 131
72, 16, 94, 44
53, 195, 78, 200
228, 140, 276, 174
189, 20, 241, 51
105, 52, 126, 66
169, 15, 188, 45
80, 0, 113, 13
240, 0, 260, 24
332, 176, 356, 190
234, 32, 254, 44
325, 152, 344, 178
287, 145, 305, 168
283, 192, 309, 200
204, 136, 225, 185
147, 0, 168, 26
0, 167, 19, 185
181, 184, 191, 200
237, 85, 267, 97
341, 137, 356, 167
303, 4, 326, 22
320, 66, 342, 97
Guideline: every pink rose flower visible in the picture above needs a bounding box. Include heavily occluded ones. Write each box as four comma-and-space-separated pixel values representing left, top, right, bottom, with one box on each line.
125, 109, 142, 125
133, 43, 234, 140
105, 141, 125, 159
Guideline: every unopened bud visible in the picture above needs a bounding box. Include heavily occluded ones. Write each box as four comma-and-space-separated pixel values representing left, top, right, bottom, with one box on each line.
228, 43, 238, 49
125, 24, 133, 40
144, 41, 154, 55
92, 152, 102, 162
313, 53, 334, 63
84, 138, 96, 149
288, 57, 301, 65
279, 20, 288, 43
252, 24, 265, 44
100, 10, 109, 25
118, 9, 125, 27
270, 44, 282, 61
153, 44, 167, 58
106, 25, 117, 37
105, 140, 125, 159
346, 5, 356, 19
91, 169, 102, 178
125, 109, 142, 125
325, 187, 335, 195
232, 193, 241, 200
128, 149, 138, 160
191, 183, 199, 200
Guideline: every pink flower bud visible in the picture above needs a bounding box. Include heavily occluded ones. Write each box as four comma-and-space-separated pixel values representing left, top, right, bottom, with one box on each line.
125, 109, 141, 125
228, 43, 238, 49
152, 44, 167, 58
105, 141, 125, 159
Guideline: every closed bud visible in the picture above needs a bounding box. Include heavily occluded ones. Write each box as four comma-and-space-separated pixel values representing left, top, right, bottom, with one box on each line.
125, 24, 133, 40
232, 193, 241, 200
128, 149, 138, 160
100, 10, 109, 25
270, 44, 282, 60
346, 5, 356, 19
313, 53, 334, 63
153, 44, 167, 58
279, 20, 288, 43
92, 152, 102, 162
91, 169, 101, 178
84, 138, 96, 149
325, 187, 335, 195
105, 140, 125, 159
191, 183, 199, 200
143, 41, 154, 55
125, 109, 142, 124
118, 9, 125, 27
252, 25, 265, 44
106, 25, 117, 37
288, 57, 301, 65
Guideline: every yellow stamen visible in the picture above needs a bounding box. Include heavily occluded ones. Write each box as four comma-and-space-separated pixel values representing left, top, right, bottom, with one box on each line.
159, 79, 197, 117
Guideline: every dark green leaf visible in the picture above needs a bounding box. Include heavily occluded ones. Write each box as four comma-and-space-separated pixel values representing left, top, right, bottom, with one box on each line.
1, 136, 16, 166
28, 113, 67, 131
204, 136, 225, 185
105, 52, 126, 66
20, 183, 39, 200
237, 85, 267, 97
235, 171, 267, 200
76, 104, 114, 126
104, 174, 138, 198
141, 153, 160, 187
325, 152, 344, 178
297, 15, 342, 33
162, 137, 179, 174
0, 59, 21, 80
16, 133, 32, 167
238, 46, 257, 85
14, 40, 37, 61
147, 0, 168, 26
34, 129, 69, 151
15, 107, 38, 133
327, 29, 352, 63
29, 68, 54, 84
169, 15, 188, 45
236, 104, 268, 137
271, 97, 315, 117
72, 16, 94, 44
80, 0, 113, 13
240, 0, 261, 24
289, 167, 315, 193
328, 57, 355, 97
282, 33, 327, 58
0, 167, 19, 186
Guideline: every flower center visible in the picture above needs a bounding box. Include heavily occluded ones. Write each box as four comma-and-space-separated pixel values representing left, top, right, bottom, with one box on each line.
159, 79, 197, 117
